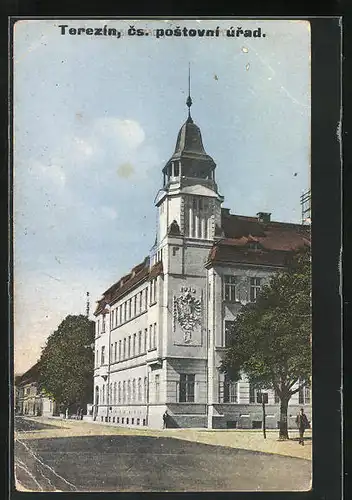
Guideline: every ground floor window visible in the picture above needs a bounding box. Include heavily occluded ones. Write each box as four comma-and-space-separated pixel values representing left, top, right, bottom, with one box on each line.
219, 375, 238, 403
179, 374, 195, 402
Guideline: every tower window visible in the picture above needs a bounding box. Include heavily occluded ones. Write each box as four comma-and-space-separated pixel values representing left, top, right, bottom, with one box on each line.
174, 162, 179, 177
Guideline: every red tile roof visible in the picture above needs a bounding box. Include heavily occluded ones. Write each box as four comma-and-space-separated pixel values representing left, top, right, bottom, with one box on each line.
207, 212, 310, 267
94, 257, 164, 315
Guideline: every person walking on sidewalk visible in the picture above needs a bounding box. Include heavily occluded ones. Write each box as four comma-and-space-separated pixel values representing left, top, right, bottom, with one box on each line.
162, 410, 169, 429
296, 408, 310, 445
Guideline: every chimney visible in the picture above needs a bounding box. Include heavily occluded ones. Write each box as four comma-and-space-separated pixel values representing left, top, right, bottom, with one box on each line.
257, 212, 271, 223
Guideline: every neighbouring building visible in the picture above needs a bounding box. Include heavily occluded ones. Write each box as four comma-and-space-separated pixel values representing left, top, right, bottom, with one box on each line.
15, 363, 56, 417
93, 91, 311, 429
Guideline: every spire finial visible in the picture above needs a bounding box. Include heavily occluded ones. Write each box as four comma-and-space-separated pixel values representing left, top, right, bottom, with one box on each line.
186, 62, 193, 119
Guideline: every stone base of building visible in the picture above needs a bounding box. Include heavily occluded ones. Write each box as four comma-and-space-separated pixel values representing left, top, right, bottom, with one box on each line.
210, 404, 312, 430
93, 403, 311, 430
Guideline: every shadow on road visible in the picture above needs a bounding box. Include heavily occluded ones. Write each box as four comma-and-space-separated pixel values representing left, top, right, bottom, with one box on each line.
15, 433, 312, 492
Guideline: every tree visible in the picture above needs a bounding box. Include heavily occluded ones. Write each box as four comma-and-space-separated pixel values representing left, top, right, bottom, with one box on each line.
221, 246, 311, 439
38, 315, 95, 412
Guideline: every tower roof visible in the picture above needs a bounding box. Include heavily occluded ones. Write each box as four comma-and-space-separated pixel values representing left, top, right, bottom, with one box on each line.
163, 65, 216, 180
173, 116, 212, 159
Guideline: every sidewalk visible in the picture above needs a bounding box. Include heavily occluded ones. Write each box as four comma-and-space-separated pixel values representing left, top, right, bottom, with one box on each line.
17, 416, 312, 461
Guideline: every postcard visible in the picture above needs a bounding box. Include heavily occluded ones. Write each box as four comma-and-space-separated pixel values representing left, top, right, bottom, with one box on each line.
13, 18, 313, 492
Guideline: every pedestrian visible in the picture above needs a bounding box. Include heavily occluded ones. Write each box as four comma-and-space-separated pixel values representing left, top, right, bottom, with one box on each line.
80, 408, 84, 420
65, 408, 69, 420
295, 408, 310, 445
162, 410, 169, 429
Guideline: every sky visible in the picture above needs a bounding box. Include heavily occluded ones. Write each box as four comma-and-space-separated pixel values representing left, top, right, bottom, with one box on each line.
13, 19, 311, 375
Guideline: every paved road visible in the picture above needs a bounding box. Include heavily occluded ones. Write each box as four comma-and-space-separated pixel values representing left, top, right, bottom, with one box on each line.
14, 417, 311, 492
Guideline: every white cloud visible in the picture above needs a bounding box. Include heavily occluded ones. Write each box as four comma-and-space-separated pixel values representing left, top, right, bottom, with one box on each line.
73, 136, 94, 156
101, 206, 118, 220
29, 160, 66, 186
93, 117, 145, 150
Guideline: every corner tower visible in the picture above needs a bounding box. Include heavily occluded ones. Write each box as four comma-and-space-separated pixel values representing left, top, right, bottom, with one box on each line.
155, 70, 224, 249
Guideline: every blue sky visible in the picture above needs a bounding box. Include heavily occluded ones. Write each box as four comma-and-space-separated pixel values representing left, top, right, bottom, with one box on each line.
13, 19, 311, 374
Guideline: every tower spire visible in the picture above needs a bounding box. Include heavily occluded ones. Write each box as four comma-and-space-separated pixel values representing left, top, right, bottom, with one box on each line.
186, 62, 193, 121
86, 291, 90, 318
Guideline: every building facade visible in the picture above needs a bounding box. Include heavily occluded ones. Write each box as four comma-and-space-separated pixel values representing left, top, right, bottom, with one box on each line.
93, 96, 311, 429
15, 363, 56, 417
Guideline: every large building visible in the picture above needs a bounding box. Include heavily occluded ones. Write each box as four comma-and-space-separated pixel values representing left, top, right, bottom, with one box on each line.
93, 92, 311, 429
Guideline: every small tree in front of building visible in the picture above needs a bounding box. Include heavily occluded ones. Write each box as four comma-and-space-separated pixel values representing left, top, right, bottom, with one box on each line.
221, 246, 311, 440
38, 315, 95, 413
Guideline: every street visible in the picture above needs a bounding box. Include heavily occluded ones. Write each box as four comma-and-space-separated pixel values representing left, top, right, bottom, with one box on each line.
14, 417, 311, 492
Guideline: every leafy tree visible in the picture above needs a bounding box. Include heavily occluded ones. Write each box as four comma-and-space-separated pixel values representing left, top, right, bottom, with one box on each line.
38, 315, 95, 412
221, 246, 311, 439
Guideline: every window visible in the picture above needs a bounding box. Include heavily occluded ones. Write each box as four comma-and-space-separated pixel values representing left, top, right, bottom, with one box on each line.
128, 336, 131, 358
304, 386, 311, 404
114, 342, 117, 362
149, 279, 157, 304
138, 377, 142, 401
153, 323, 157, 349
133, 333, 136, 357
179, 374, 195, 402
101, 346, 105, 365
155, 374, 160, 402
298, 379, 310, 405
249, 384, 255, 403
123, 338, 126, 359
123, 302, 127, 322
249, 384, 266, 403
110, 343, 113, 362
149, 325, 152, 350
119, 306, 122, 325
133, 295, 137, 317
118, 382, 121, 403
102, 316, 106, 333
144, 288, 148, 310
224, 275, 236, 302
144, 377, 148, 402
128, 299, 132, 320
95, 350, 99, 367
127, 380, 131, 403
138, 331, 142, 355
102, 385, 105, 404
222, 376, 238, 403
132, 379, 136, 402
248, 241, 261, 250
250, 277, 262, 302
139, 291, 143, 312
113, 382, 117, 404
224, 320, 235, 347
119, 340, 122, 361
123, 381, 126, 403
144, 328, 148, 353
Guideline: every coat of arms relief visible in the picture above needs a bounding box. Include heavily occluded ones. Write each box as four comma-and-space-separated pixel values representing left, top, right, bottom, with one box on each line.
173, 287, 202, 343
